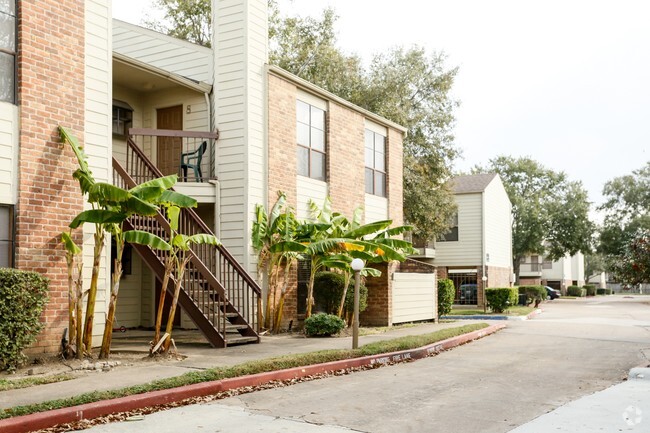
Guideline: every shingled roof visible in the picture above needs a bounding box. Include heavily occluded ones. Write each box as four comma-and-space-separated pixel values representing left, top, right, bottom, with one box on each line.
450, 173, 498, 194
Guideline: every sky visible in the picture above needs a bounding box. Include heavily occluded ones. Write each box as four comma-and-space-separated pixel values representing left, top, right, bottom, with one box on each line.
112, 0, 650, 212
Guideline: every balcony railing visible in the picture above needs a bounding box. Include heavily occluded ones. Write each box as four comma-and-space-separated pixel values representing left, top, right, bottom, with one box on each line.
127, 128, 219, 183
520, 263, 542, 273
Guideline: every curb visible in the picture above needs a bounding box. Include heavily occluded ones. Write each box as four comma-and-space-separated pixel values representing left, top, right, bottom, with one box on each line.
0, 323, 506, 433
441, 308, 542, 322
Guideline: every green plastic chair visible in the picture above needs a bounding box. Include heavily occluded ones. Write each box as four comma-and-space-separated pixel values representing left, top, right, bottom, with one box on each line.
180, 141, 207, 182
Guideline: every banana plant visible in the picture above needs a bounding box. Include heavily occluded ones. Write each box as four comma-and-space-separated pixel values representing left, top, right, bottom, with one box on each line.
61, 231, 83, 359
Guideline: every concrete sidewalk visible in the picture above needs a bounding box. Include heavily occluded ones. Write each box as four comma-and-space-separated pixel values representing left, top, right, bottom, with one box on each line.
508, 368, 650, 432
0, 320, 482, 410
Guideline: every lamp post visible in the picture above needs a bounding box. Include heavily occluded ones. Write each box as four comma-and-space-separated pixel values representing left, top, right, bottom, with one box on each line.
482, 275, 488, 312
350, 258, 365, 349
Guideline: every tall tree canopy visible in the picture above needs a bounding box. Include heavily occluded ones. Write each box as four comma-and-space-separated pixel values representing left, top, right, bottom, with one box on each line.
598, 161, 650, 284
474, 156, 594, 281
146, 0, 460, 241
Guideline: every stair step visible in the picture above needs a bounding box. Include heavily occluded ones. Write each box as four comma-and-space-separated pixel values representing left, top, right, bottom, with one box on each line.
225, 324, 249, 331
226, 336, 259, 346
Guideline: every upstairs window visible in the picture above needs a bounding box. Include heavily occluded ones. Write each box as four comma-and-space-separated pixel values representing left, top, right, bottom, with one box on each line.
0, 0, 16, 104
0, 205, 14, 267
296, 100, 326, 181
112, 100, 134, 138
438, 212, 459, 242
364, 129, 386, 196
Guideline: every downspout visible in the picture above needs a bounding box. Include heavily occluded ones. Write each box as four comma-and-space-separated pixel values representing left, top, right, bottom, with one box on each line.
481, 190, 487, 311
205, 91, 221, 240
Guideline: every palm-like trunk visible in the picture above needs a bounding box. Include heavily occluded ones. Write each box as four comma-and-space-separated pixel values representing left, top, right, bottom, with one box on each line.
99, 241, 124, 359
64, 253, 76, 359
337, 272, 352, 318
152, 255, 174, 353
162, 254, 191, 353
305, 258, 319, 318
272, 259, 292, 333
83, 229, 105, 355
75, 261, 83, 359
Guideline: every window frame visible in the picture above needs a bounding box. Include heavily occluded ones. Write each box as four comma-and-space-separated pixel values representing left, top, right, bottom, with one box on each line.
296, 99, 326, 181
364, 129, 387, 197
112, 100, 134, 138
0, 204, 15, 268
0, 0, 17, 104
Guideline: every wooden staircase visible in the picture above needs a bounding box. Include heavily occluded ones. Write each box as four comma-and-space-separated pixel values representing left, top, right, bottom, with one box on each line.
112, 134, 261, 348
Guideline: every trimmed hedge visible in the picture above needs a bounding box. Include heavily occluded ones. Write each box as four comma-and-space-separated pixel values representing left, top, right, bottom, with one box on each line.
486, 287, 518, 313
583, 284, 596, 296
567, 286, 586, 297
596, 288, 606, 295
304, 313, 346, 337
438, 278, 455, 318
0, 269, 49, 372
517, 285, 547, 306
313, 272, 368, 316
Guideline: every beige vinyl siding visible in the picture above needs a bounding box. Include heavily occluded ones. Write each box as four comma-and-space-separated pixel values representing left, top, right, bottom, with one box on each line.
112, 20, 212, 83
392, 273, 437, 324
0, 103, 18, 203
213, 0, 267, 271
115, 252, 143, 328
364, 194, 388, 223
140, 264, 154, 327
542, 255, 572, 281
297, 176, 328, 220
84, 0, 113, 344
112, 85, 145, 168
571, 253, 585, 283
483, 177, 512, 268
434, 193, 482, 266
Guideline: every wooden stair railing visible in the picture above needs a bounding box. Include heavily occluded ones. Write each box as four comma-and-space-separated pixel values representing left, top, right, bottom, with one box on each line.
112, 135, 261, 347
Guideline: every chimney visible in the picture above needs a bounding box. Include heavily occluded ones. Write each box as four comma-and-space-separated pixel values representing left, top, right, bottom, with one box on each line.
212, 0, 268, 270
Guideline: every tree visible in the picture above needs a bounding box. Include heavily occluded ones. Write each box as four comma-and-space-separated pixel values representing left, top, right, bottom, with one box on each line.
474, 156, 594, 281
584, 253, 606, 283
145, 1, 460, 241
608, 230, 650, 286
144, 0, 211, 47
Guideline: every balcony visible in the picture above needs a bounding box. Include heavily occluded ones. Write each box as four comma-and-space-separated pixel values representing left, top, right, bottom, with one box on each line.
519, 262, 542, 277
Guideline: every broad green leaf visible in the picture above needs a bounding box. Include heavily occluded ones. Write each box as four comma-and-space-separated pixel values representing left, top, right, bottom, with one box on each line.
269, 240, 309, 253
130, 186, 165, 203
69, 209, 126, 229
362, 267, 382, 277
125, 196, 159, 216
268, 192, 286, 229
124, 230, 171, 251
88, 183, 130, 205
252, 204, 268, 250
187, 233, 220, 245
60, 231, 81, 255
72, 169, 95, 194
130, 175, 177, 194
172, 233, 189, 249
344, 220, 392, 239
167, 205, 180, 231
159, 190, 198, 208
59, 126, 91, 173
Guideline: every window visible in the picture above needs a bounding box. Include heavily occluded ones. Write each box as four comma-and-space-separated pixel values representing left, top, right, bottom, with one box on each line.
438, 212, 459, 242
296, 259, 311, 315
543, 258, 553, 269
364, 129, 386, 196
296, 100, 326, 181
0, 205, 15, 267
0, 0, 16, 104
112, 100, 134, 138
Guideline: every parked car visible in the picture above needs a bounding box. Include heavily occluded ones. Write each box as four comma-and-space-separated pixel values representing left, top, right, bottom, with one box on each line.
459, 283, 478, 304
545, 286, 561, 300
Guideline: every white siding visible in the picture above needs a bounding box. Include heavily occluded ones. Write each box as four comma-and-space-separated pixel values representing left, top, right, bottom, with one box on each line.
392, 273, 437, 324
140, 264, 155, 327
483, 176, 512, 268
115, 252, 143, 328
364, 194, 388, 223
85, 0, 113, 345
435, 193, 482, 266
213, 0, 267, 271
542, 255, 572, 281
296, 176, 328, 220
571, 252, 585, 284
175, 183, 217, 203
0, 103, 18, 204
112, 20, 213, 83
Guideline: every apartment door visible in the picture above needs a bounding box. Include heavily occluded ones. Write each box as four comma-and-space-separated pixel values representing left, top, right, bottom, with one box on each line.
156, 105, 183, 176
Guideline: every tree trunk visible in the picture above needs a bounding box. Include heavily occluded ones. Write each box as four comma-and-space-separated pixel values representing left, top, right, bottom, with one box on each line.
75, 261, 83, 360
513, 257, 521, 286
65, 254, 76, 359
83, 229, 105, 355
305, 260, 318, 318
162, 255, 190, 353
337, 272, 352, 318
100, 243, 124, 359
272, 260, 292, 333
153, 256, 174, 352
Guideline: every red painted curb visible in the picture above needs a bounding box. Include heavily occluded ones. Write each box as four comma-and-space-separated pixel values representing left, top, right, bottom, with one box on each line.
0, 323, 505, 433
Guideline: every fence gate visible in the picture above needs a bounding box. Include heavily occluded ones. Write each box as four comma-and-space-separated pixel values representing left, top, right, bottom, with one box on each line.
448, 271, 478, 305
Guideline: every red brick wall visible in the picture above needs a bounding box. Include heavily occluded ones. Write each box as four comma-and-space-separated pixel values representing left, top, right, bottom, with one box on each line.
16, 0, 86, 354
360, 262, 397, 326
267, 72, 405, 327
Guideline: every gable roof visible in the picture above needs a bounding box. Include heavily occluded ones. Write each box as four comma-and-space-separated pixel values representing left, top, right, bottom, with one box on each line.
451, 173, 498, 194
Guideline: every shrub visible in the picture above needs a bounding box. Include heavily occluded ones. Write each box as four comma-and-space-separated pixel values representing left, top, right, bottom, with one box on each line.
583, 284, 596, 296
304, 313, 346, 337
313, 272, 367, 316
596, 288, 607, 295
517, 285, 547, 306
605, 288, 613, 295
0, 269, 49, 372
437, 278, 455, 318
485, 287, 518, 313
567, 286, 586, 297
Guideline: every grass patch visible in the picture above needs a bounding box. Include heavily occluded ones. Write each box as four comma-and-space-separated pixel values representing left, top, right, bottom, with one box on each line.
449, 306, 535, 316
0, 373, 74, 391
357, 322, 419, 336
0, 323, 489, 420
